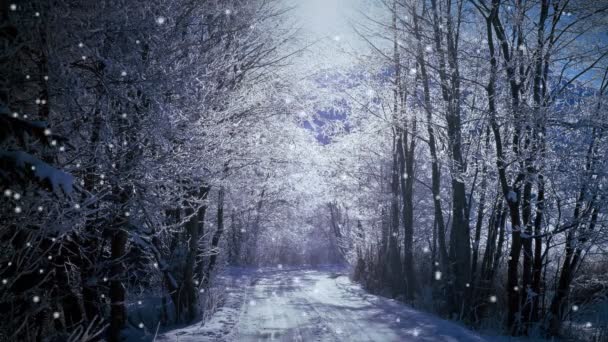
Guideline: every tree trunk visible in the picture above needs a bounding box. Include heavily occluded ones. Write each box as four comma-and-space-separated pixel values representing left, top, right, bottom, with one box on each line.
177, 185, 209, 323
398, 130, 416, 301
412, 2, 448, 277
548, 128, 601, 335
388, 136, 402, 295
108, 228, 128, 342
485, 7, 526, 332
470, 129, 490, 299
203, 187, 225, 286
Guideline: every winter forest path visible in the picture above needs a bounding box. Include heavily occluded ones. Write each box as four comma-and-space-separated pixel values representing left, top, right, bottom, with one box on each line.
157, 268, 487, 342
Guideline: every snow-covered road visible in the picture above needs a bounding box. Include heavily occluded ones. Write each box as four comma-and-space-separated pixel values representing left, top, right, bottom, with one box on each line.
157, 268, 487, 342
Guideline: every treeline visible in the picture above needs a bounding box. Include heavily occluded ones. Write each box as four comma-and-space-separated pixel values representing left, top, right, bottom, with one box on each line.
0, 0, 316, 341
324, 0, 608, 339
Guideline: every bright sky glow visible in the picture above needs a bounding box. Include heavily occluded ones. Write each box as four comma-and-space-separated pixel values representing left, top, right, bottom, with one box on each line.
286, 0, 380, 68
294, 0, 352, 39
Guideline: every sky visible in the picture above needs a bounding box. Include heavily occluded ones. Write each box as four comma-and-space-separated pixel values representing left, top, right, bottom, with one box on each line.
285, 0, 381, 69
293, 0, 354, 39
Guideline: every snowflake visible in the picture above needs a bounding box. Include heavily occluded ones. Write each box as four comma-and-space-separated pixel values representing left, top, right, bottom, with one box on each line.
489, 295, 497, 303
10, 4, 16, 11
434, 271, 442, 280
156, 16, 166, 25
32, 296, 40, 303
53, 312, 60, 319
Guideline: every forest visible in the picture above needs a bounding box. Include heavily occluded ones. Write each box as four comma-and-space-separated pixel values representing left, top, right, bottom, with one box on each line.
1, 0, 608, 341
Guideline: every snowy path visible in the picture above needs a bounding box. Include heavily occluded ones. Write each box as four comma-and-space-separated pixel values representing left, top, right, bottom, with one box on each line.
156, 268, 487, 342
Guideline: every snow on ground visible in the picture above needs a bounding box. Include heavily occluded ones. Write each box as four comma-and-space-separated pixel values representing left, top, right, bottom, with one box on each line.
155, 267, 487, 341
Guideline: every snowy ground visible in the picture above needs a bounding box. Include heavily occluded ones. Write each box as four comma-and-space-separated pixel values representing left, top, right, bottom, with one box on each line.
155, 267, 487, 341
